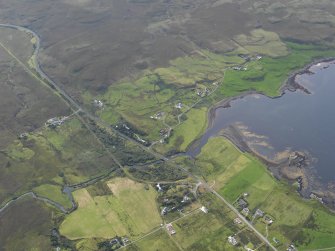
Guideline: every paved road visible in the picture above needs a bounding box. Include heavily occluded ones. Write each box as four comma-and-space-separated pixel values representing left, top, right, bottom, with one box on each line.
0, 24, 277, 250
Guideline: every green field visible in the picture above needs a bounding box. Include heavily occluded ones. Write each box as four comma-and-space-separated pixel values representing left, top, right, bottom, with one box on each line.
165, 107, 208, 152
60, 178, 162, 240
221, 43, 335, 97
125, 229, 180, 251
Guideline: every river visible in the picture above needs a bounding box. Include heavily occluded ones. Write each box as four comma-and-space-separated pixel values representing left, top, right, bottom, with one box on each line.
189, 61, 335, 184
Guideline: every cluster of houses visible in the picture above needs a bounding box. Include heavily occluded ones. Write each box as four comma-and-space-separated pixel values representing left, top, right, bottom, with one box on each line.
236, 193, 274, 226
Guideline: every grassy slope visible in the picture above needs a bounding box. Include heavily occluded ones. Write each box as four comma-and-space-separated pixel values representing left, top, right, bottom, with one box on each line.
196, 137, 335, 250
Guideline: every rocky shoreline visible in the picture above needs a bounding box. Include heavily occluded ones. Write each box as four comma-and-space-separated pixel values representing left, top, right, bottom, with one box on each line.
221, 124, 335, 210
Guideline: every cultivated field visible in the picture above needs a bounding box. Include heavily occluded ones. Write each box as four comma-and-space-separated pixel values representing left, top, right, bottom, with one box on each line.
60, 178, 162, 240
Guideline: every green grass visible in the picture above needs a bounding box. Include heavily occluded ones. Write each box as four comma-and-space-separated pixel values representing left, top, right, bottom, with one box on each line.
33, 184, 72, 209
196, 137, 241, 177
60, 178, 162, 240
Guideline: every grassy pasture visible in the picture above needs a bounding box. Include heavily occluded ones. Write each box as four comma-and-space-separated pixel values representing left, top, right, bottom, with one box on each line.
60, 178, 162, 240
125, 229, 180, 251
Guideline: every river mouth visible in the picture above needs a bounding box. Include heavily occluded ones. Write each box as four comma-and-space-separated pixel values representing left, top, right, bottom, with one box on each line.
188, 60, 335, 208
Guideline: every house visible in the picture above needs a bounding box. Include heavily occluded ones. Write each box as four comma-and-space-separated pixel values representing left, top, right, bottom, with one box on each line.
264, 216, 273, 225
200, 206, 208, 214
166, 223, 176, 235
238, 198, 248, 209
234, 218, 242, 225
181, 195, 190, 203
123, 124, 130, 130
287, 244, 296, 251
18, 133, 28, 140
156, 183, 163, 192
175, 103, 183, 109
161, 207, 168, 215
273, 238, 280, 244
242, 207, 250, 216
228, 236, 238, 246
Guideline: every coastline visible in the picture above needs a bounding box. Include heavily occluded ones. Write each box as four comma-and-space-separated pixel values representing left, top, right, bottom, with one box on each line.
189, 58, 335, 210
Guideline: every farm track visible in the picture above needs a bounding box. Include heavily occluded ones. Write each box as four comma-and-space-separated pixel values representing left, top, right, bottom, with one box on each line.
0, 24, 277, 250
